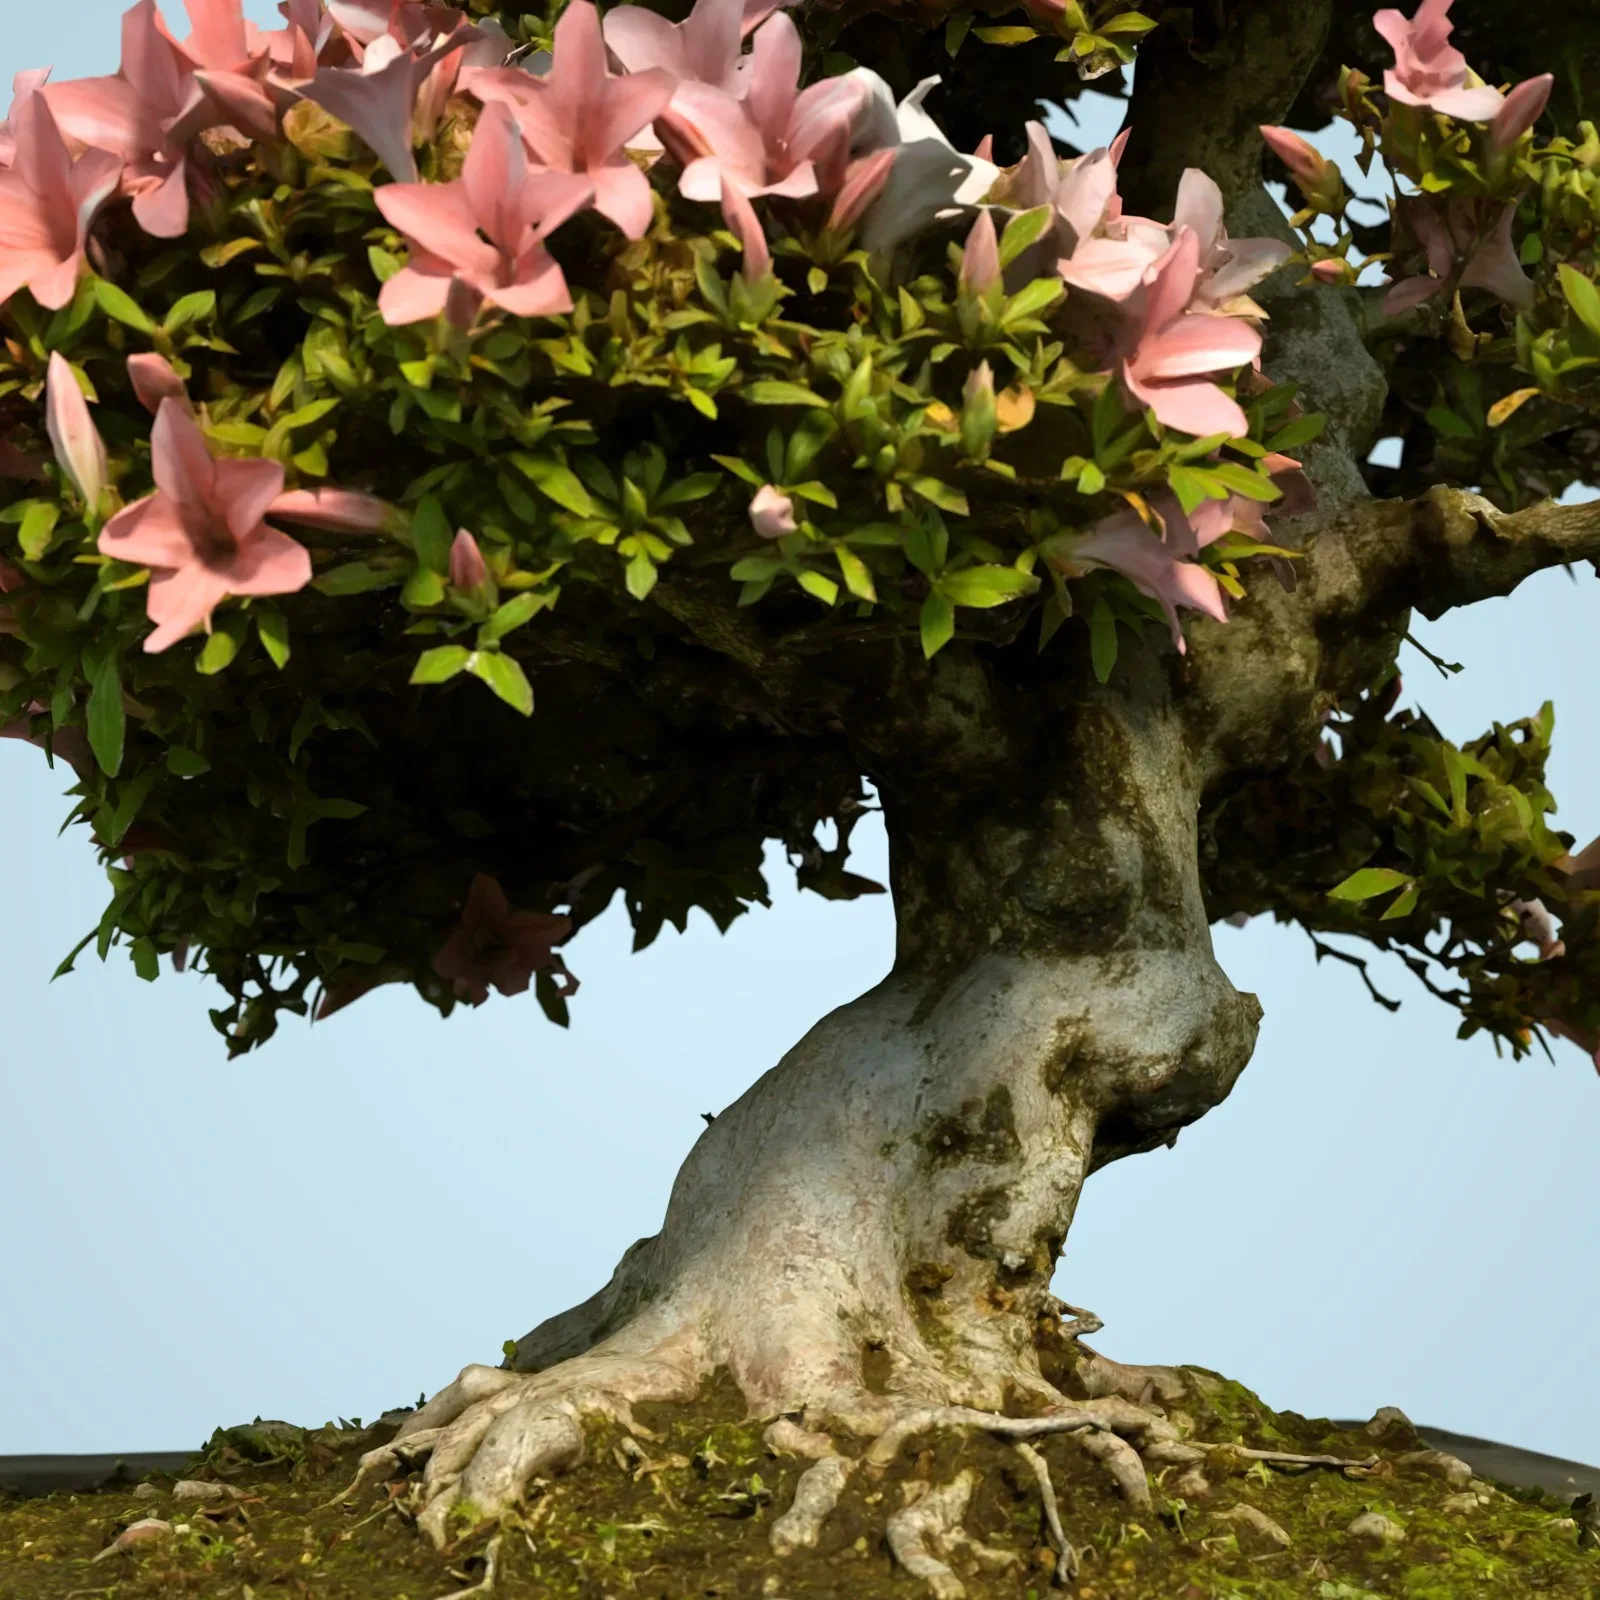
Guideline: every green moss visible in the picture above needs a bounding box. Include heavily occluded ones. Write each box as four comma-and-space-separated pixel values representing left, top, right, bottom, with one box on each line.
2, 1368, 1593, 1599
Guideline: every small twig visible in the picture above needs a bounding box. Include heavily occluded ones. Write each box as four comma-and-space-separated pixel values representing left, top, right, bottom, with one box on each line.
866, 1406, 1110, 1472
1306, 932, 1401, 1011
1403, 631, 1462, 678
1226, 1446, 1381, 1472
1014, 1442, 1077, 1584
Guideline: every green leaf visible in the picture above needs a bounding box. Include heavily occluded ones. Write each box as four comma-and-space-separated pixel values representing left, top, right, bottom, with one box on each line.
1089, 598, 1117, 683
919, 591, 955, 658
95, 277, 157, 334
1168, 465, 1217, 516
1380, 884, 1420, 921
131, 937, 159, 982
1002, 277, 1064, 320
481, 591, 545, 643
470, 650, 534, 715
998, 207, 1054, 270
797, 567, 839, 606
1263, 412, 1326, 453
367, 245, 403, 283
87, 651, 124, 777
1558, 264, 1600, 339
313, 560, 400, 595
939, 565, 1036, 608
197, 627, 241, 675
166, 746, 211, 777
410, 644, 471, 685
744, 380, 831, 408
19, 500, 59, 561
1328, 866, 1412, 901
1425, 405, 1474, 439
512, 454, 593, 515
1076, 460, 1106, 496
410, 494, 453, 574
256, 606, 291, 668
1098, 8, 1157, 33
904, 476, 969, 516
835, 545, 877, 602
162, 290, 215, 334
972, 23, 1039, 42
712, 453, 764, 487
1207, 460, 1281, 501
625, 549, 658, 600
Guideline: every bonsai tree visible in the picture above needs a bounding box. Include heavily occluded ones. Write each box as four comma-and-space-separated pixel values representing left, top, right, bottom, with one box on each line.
3, 0, 1598, 1582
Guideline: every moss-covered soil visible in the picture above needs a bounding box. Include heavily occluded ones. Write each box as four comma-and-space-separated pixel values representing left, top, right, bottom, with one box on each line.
3, 1369, 1594, 1600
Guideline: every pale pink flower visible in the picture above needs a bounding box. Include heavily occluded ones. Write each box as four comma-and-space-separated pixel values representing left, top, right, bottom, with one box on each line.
1113, 228, 1262, 438
603, 0, 788, 97
432, 872, 576, 1005
958, 207, 1001, 295
127, 351, 192, 414
374, 101, 594, 327
449, 527, 489, 588
1171, 168, 1290, 311
656, 12, 867, 210
98, 399, 313, 652
1490, 73, 1552, 153
1382, 196, 1532, 313
749, 483, 796, 539
0, 95, 121, 309
1372, 0, 1503, 121
1067, 505, 1227, 651
46, 353, 109, 511
466, 1, 673, 240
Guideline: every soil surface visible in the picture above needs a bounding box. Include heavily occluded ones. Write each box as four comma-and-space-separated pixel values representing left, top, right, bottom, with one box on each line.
2, 1368, 1596, 1600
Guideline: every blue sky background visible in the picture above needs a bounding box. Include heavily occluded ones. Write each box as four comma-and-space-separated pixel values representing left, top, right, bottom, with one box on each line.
2, 4, 1596, 1467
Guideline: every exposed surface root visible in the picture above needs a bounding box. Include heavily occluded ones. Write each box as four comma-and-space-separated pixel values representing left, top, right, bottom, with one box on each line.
885, 1472, 979, 1600
769, 1455, 854, 1555
1013, 1440, 1076, 1583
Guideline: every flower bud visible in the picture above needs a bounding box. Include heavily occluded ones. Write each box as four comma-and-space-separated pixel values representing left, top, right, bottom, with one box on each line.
1259, 125, 1345, 212
749, 484, 797, 540
1490, 73, 1552, 153
960, 361, 998, 460
1309, 257, 1351, 285
449, 528, 489, 590
958, 209, 1002, 296
45, 352, 107, 513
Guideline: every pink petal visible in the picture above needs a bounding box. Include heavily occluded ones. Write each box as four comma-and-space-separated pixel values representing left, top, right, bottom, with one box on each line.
1057, 236, 1159, 302
1137, 375, 1249, 439
1491, 72, 1552, 151
485, 248, 573, 317
13, 92, 72, 199
546, 0, 609, 128
150, 398, 217, 510
99, 492, 197, 570
29, 251, 86, 311
1172, 168, 1223, 256
461, 99, 526, 248
40, 74, 156, 163
213, 456, 287, 544
127, 352, 190, 414
378, 262, 454, 324
658, 84, 768, 197
959, 207, 1000, 294
1135, 313, 1261, 380
719, 174, 769, 278
131, 159, 192, 238
375, 179, 493, 270
449, 528, 488, 588
304, 54, 427, 180
587, 159, 654, 238
1382, 273, 1443, 314
744, 11, 800, 148
190, 68, 280, 140
1143, 226, 1201, 329
586, 68, 674, 169
46, 352, 107, 507
749, 483, 795, 538
1426, 82, 1504, 122
268, 487, 396, 532
182, 0, 251, 69
144, 560, 231, 650
603, 5, 689, 78
222, 523, 313, 596
827, 146, 896, 232
1054, 147, 1118, 247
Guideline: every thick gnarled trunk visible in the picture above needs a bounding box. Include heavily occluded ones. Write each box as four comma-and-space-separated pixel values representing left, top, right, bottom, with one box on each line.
504, 692, 1261, 1424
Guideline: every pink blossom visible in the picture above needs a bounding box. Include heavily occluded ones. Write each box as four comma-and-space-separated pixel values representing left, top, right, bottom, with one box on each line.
302, 12, 496, 183
1170, 168, 1291, 311
1490, 73, 1552, 153
1372, 0, 1503, 121
374, 101, 593, 327
719, 175, 771, 279
1113, 228, 1262, 438
0, 95, 121, 309
432, 872, 576, 1005
749, 483, 796, 539
127, 351, 193, 414
958, 207, 1001, 295
268, 486, 399, 532
98, 399, 313, 652
0, 68, 52, 168
1382, 196, 1532, 313
466, 1, 673, 240
655, 11, 867, 210
603, 0, 788, 97
1067, 504, 1228, 651
826, 146, 897, 233
46, 353, 109, 511
449, 527, 489, 588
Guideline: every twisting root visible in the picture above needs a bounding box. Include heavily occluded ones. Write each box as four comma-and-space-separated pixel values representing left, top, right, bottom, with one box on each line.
321, 1427, 445, 1510
865, 1406, 1112, 1472
886, 1473, 978, 1600
429, 1532, 502, 1600
1014, 1441, 1077, 1584
770, 1455, 856, 1555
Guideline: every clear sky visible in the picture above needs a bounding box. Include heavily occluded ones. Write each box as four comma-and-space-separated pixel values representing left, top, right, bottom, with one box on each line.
2, 3, 1596, 1469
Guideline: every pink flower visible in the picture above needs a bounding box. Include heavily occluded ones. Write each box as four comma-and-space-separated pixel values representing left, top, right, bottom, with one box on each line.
603, 0, 788, 97
1113, 228, 1262, 438
1372, 0, 1504, 121
268, 486, 399, 533
1382, 196, 1532, 313
0, 68, 52, 168
1067, 504, 1228, 651
127, 351, 192, 414
719, 175, 771, 279
449, 527, 489, 588
466, 1, 673, 240
655, 11, 867, 210
1170, 168, 1291, 312
958, 207, 1001, 295
825, 146, 897, 233
1490, 73, 1552, 153
0, 95, 121, 309
98, 399, 313, 652
374, 101, 594, 327
432, 872, 576, 1005
302, 13, 494, 183
46, 353, 109, 511
748, 483, 796, 539
1259, 124, 1346, 214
